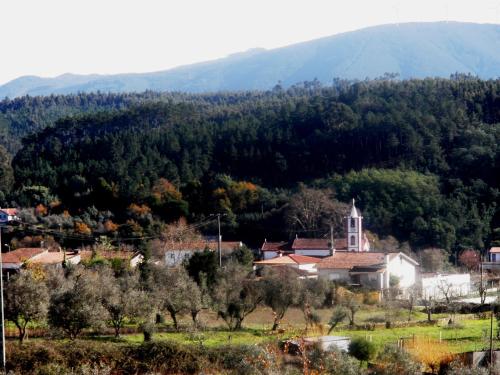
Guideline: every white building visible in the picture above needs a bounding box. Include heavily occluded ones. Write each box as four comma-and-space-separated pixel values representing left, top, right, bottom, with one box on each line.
318, 252, 419, 291
420, 273, 471, 300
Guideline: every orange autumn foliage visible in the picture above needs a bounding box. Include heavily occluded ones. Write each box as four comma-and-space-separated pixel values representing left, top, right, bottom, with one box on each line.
104, 220, 119, 233
74, 222, 92, 235
405, 337, 454, 374
35, 204, 48, 216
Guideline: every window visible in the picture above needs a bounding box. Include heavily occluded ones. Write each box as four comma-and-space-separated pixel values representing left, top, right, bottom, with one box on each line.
350, 235, 356, 246
350, 218, 356, 228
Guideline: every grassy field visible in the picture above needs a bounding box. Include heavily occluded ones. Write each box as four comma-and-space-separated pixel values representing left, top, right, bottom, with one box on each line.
105, 306, 500, 355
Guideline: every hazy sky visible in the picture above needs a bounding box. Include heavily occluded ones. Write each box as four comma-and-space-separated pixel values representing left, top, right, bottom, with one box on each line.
1, 0, 499, 84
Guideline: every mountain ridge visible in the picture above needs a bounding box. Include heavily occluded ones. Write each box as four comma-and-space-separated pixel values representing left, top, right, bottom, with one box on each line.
2, 21, 500, 98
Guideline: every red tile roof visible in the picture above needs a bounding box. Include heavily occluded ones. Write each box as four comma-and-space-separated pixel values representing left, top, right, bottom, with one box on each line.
2, 248, 47, 265
261, 241, 291, 252
288, 254, 321, 264
318, 252, 386, 270
255, 254, 320, 265
31, 252, 79, 265
490, 247, 500, 254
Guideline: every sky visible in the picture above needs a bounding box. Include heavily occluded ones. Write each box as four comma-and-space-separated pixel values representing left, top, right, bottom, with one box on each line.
1, 0, 500, 85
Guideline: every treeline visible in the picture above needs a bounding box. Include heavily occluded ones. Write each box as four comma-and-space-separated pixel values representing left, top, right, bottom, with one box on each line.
2, 77, 500, 252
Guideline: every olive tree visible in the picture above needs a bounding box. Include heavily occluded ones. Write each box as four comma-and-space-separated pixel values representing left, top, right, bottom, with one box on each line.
98, 268, 151, 337
211, 263, 263, 331
48, 269, 106, 339
262, 267, 302, 331
5, 270, 49, 343
153, 266, 202, 330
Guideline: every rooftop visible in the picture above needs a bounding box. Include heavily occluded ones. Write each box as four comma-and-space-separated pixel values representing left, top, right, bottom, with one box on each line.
255, 254, 320, 265
2, 248, 47, 265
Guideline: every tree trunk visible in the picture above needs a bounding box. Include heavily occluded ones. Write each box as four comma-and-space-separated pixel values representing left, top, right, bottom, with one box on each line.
169, 310, 178, 330
191, 310, 200, 328
272, 320, 280, 331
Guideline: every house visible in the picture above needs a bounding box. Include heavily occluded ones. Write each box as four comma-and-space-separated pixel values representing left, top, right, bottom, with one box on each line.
164, 240, 243, 267
260, 199, 370, 259
0, 208, 18, 224
488, 247, 500, 262
2, 248, 47, 277
254, 254, 319, 278
1, 248, 79, 278
31, 251, 81, 267
79, 250, 143, 268
420, 273, 471, 300
317, 252, 419, 291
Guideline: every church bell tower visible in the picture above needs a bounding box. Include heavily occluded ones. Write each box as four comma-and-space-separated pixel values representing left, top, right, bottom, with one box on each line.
347, 199, 364, 252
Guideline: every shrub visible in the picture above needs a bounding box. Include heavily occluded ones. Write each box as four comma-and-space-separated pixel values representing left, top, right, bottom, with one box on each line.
348, 337, 376, 363
372, 344, 421, 374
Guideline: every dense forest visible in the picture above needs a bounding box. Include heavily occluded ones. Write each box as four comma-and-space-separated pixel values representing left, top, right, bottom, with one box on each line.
1, 77, 500, 254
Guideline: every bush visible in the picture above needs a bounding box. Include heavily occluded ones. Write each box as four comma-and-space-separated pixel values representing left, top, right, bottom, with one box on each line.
348, 337, 376, 363
372, 344, 421, 375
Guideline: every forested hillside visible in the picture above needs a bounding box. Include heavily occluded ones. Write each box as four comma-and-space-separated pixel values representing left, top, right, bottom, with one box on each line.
2, 77, 500, 253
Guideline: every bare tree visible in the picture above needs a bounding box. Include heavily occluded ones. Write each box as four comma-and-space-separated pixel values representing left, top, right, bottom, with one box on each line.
286, 185, 348, 236
5, 270, 49, 342
150, 218, 203, 261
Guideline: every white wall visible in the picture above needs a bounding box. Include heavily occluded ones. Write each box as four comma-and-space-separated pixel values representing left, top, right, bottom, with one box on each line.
165, 250, 195, 267
387, 255, 416, 288
420, 274, 471, 300
295, 249, 331, 257
298, 263, 317, 273
319, 268, 350, 281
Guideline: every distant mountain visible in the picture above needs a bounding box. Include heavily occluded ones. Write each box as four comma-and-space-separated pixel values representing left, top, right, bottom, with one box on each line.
3, 22, 500, 98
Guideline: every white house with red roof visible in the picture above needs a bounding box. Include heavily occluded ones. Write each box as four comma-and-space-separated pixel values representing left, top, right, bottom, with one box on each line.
318, 251, 419, 291
0, 208, 18, 224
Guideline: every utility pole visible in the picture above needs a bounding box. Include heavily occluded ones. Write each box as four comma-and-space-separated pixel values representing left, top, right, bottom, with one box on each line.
217, 214, 222, 268
329, 225, 335, 255
490, 300, 494, 375
0, 225, 6, 373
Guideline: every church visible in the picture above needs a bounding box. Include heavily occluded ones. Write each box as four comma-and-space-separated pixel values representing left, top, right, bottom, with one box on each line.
259, 200, 420, 293
261, 199, 370, 259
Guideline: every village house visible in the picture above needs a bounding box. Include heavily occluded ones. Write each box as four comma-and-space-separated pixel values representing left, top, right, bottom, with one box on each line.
1, 247, 80, 278
317, 251, 419, 291
0, 208, 18, 224
164, 240, 243, 267
253, 254, 319, 278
